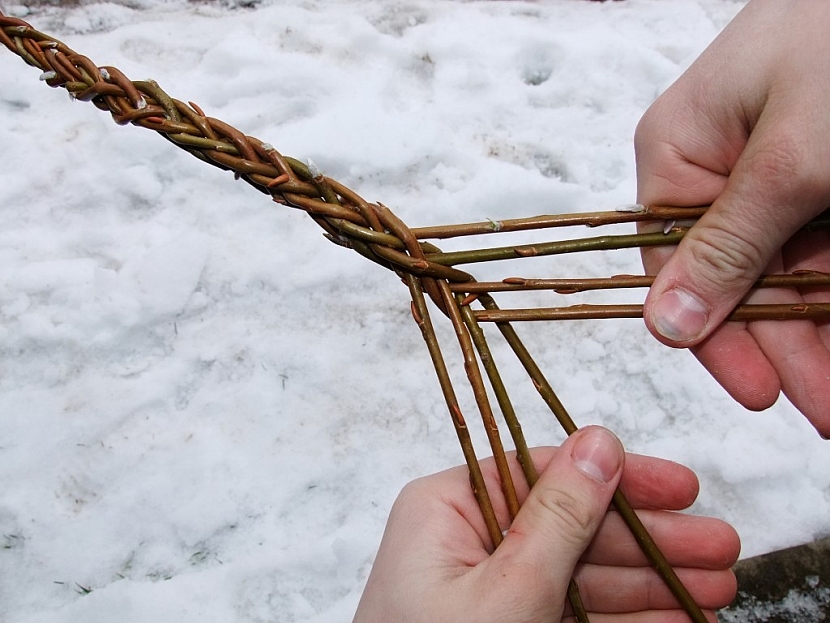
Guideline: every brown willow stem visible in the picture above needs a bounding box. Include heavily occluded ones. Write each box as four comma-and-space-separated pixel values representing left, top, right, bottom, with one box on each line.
611, 490, 708, 623
413, 205, 830, 241
405, 274, 502, 548
453, 276, 654, 294
411, 206, 708, 240
478, 295, 577, 434
426, 230, 686, 267
437, 281, 521, 521
568, 582, 590, 623
477, 294, 708, 623
457, 297, 538, 494
473, 302, 830, 323
451, 271, 830, 295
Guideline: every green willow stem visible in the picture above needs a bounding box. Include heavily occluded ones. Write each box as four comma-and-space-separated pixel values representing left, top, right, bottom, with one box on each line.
426, 230, 687, 267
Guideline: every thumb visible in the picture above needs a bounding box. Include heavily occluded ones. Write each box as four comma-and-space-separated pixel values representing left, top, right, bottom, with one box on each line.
485, 427, 623, 608
645, 112, 830, 346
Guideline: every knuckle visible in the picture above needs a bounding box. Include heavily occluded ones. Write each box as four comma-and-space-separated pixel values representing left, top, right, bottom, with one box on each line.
534, 486, 595, 543
683, 222, 764, 290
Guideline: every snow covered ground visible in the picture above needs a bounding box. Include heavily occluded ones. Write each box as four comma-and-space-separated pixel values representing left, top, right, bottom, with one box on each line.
0, 1, 828, 621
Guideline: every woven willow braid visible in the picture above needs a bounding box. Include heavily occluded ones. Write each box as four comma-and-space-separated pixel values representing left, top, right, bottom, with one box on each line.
4, 12, 830, 623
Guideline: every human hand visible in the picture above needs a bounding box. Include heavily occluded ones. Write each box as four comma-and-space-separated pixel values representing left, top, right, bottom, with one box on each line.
635, 0, 830, 437
353, 426, 739, 623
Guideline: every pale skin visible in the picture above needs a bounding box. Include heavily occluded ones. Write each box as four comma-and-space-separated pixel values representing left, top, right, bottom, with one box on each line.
354, 427, 739, 623
636, 0, 830, 438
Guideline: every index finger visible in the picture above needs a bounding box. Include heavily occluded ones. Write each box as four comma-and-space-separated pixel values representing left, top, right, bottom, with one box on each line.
471, 446, 700, 531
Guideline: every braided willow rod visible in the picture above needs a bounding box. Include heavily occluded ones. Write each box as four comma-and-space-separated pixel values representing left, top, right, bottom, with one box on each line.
5, 13, 829, 622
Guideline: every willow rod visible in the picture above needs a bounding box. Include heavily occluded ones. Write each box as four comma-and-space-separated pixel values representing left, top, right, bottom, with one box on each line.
456, 295, 590, 623
473, 302, 830, 323
451, 271, 830, 295
410, 205, 709, 239
437, 281, 521, 521
426, 230, 687, 267
477, 294, 709, 623
457, 300, 538, 488
405, 274, 502, 547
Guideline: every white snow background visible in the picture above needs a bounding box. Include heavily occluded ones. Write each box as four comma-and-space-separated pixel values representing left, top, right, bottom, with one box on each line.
1, 0, 828, 621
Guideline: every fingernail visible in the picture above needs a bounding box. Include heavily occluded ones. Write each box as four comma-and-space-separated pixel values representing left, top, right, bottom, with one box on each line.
571, 428, 622, 484
651, 288, 709, 342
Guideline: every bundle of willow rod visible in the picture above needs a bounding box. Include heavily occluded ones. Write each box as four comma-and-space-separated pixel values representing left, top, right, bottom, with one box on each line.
4, 13, 830, 623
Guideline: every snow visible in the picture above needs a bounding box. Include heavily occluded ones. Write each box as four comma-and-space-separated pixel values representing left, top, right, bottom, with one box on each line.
722, 581, 830, 623
0, 0, 828, 621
